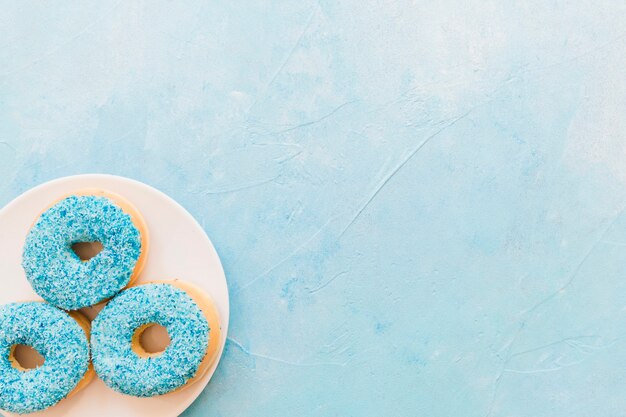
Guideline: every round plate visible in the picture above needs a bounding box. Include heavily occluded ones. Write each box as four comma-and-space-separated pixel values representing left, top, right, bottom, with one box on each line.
0, 174, 229, 417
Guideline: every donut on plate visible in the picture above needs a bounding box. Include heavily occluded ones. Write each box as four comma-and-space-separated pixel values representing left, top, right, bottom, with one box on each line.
22, 190, 148, 310
91, 281, 221, 397
0, 302, 94, 414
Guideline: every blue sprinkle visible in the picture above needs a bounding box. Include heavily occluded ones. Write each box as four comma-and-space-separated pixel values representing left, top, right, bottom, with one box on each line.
22, 195, 143, 310
91, 284, 210, 397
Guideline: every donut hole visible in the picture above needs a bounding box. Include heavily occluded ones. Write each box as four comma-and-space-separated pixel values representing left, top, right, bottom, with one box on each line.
72, 241, 104, 261
132, 324, 171, 358
9, 344, 45, 371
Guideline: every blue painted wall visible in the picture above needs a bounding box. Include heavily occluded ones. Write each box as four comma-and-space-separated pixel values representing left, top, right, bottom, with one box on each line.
1, 1, 626, 416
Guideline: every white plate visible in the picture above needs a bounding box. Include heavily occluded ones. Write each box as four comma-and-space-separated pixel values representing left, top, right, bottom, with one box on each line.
0, 174, 229, 417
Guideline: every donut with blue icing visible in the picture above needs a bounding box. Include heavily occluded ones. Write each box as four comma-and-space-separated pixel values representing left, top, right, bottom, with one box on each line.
91, 281, 221, 397
0, 302, 94, 414
22, 190, 149, 310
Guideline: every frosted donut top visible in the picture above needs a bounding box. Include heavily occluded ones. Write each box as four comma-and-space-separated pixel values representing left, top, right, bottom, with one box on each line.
91, 283, 211, 397
22, 195, 142, 310
0, 302, 90, 414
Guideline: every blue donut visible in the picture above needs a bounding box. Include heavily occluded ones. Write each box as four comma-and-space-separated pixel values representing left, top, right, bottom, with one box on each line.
22, 193, 146, 310
91, 283, 216, 397
0, 302, 91, 414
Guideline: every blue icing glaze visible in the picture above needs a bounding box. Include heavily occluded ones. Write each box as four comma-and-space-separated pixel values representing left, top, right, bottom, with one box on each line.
0, 302, 90, 414
22, 195, 142, 310
91, 283, 210, 397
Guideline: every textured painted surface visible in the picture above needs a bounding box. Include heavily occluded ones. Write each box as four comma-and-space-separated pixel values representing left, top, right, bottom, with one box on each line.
1, 2, 626, 416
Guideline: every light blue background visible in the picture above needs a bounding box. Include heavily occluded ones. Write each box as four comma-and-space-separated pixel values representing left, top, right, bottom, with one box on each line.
1, 2, 626, 416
